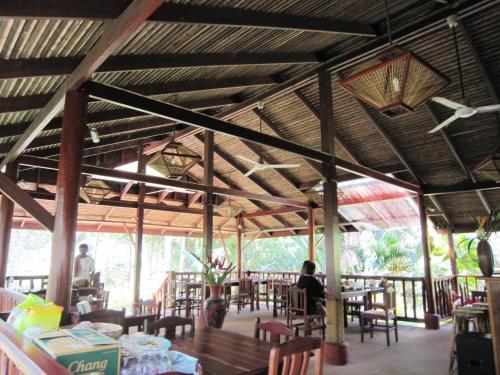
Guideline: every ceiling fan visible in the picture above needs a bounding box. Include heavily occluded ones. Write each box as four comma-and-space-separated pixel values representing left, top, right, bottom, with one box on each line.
428, 15, 500, 133
237, 101, 300, 177
237, 155, 300, 177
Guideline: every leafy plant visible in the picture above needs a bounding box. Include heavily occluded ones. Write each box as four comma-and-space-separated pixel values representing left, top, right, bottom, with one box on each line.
189, 248, 235, 285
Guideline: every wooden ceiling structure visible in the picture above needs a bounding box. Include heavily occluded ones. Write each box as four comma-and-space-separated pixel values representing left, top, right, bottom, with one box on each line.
0, 0, 497, 356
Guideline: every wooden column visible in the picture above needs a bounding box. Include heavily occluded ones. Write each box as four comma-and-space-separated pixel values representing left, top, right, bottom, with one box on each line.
46, 90, 88, 311
203, 130, 214, 260
307, 206, 315, 261
0, 162, 18, 287
236, 215, 243, 278
133, 144, 146, 304
318, 69, 347, 365
417, 193, 440, 329
446, 228, 459, 295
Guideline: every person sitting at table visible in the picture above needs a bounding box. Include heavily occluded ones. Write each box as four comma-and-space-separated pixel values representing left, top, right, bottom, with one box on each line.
297, 261, 325, 314
73, 243, 96, 284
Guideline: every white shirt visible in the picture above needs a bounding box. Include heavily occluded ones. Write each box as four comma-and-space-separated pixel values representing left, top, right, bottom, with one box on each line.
74, 256, 95, 281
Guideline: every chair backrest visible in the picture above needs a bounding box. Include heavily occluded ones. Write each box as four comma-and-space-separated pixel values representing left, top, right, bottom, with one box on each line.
268, 337, 324, 375
239, 278, 253, 294
146, 315, 195, 340
139, 299, 162, 317
254, 317, 295, 345
97, 290, 110, 309
287, 287, 307, 316
79, 308, 125, 325
382, 283, 396, 313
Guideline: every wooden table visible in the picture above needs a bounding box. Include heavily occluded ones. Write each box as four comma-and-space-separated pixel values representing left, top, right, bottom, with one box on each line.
172, 328, 272, 375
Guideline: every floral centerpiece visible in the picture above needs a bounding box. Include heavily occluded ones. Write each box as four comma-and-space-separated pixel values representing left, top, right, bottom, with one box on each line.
460, 210, 500, 277
189, 249, 235, 286
189, 249, 235, 328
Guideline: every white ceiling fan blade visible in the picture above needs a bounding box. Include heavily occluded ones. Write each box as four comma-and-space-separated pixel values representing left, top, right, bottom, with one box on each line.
236, 155, 259, 165
265, 164, 301, 169
428, 115, 460, 133
244, 165, 260, 177
476, 104, 500, 113
431, 97, 466, 110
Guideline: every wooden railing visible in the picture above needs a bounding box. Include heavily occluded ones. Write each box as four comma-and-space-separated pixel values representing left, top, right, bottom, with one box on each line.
5, 276, 48, 291
432, 276, 454, 318
341, 274, 427, 322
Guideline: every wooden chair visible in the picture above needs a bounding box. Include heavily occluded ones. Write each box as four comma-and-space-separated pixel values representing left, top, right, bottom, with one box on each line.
146, 315, 195, 340
360, 283, 398, 346
79, 308, 125, 325
343, 297, 364, 327
96, 290, 109, 309
231, 278, 254, 314
90, 272, 101, 289
286, 287, 325, 339
165, 280, 188, 316
268, 337, 324, 375
272, 280, 290, 316
134, 298, 162, 318
257, 280, 271, 311
254, 317, 295, 345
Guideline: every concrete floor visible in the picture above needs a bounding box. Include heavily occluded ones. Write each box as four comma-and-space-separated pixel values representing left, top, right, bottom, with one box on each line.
221, 303, 452, 375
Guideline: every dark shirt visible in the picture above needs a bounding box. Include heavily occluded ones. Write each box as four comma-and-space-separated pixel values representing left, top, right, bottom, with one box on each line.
296, 275, 325, 314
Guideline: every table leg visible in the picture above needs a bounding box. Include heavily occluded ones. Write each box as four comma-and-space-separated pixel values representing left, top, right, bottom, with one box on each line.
185, 286, 191, 319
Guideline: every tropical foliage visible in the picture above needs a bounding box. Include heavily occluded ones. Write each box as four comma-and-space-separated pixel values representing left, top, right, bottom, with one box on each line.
188, 249, 235, 285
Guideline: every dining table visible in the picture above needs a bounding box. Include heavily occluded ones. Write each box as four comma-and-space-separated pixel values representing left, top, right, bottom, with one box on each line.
172, 327, 272, 375
122, 312, 157, 334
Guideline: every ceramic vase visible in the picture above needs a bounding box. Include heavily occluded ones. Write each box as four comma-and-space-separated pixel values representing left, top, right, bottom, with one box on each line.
477, 239, 494, 277
204, 285, 226, 328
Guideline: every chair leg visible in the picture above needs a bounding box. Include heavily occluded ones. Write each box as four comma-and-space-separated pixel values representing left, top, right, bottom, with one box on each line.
394, 318, 399, 342
361, 317, 365, 342
385, 318, 390, 347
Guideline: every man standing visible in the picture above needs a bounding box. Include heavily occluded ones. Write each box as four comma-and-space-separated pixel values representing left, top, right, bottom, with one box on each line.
73, 243, 95, 282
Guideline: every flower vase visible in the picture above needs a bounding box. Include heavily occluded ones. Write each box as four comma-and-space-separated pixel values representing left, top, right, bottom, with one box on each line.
204, 285, 227, 328
477, 239, 494, 277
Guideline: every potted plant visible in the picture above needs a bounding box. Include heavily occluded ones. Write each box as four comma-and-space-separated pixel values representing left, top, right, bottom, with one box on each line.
461, 210, 500, 277
189, 249, 235, 328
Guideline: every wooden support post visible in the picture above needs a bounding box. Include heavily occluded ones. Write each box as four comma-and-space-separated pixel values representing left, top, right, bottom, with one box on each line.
203, 130, 214, 261
318, 69, 347, 365
46, 90, 88, 311
0, 162, 18, 287
447, 228, 459, 295
133, 143, 146, 304
417, 193, 440, 329
236, 215, 243, 278
308, 206, 315, 262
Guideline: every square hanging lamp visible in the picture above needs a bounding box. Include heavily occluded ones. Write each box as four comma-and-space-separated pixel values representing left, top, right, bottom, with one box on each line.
148, 141, 201, 178
474, 147, 500, 182
216, 198, 244, 218
80, 178, 112, 204
339, 46, 450, 118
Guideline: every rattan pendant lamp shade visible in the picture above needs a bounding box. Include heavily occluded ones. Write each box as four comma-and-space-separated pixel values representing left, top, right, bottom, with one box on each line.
339, 1, 449, 118
339, 47, 450, 117
148, 141, 201, 178
80, 178, 112, 204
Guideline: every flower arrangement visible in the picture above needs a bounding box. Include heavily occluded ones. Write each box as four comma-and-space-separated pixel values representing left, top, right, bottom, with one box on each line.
189, 249, 235, 285
461, 210, 500, 250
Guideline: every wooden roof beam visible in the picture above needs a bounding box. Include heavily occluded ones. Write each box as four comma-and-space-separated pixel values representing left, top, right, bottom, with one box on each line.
0, 77, 277, 114
0, 53, 319, 80
1, 1, 377, 36
423, 180, 500, 196
0, 0, 166, 169
0, 171, 54, 231
18, 155, 309, 208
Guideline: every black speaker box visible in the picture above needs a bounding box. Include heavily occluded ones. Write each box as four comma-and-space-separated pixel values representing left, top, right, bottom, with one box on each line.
456, 332, 495, 375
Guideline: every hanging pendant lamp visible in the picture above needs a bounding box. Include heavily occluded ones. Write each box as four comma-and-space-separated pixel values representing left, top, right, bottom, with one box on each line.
474, 114, 500, 182
215, 172, 244, 217
80, 178, 112, 204
148, 122, 201, 178
339, 1, 449, 118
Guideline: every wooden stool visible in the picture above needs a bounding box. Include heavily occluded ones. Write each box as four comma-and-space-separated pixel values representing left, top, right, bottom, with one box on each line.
448, 307, 489, 374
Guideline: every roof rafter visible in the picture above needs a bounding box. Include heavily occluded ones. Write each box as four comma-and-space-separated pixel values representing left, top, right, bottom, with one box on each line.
0, 1, 377, 36
0, 53, 319, 80
0, 76, 277, 114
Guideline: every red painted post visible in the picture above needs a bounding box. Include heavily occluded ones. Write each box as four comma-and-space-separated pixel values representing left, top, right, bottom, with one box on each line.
46, 90, 88, 311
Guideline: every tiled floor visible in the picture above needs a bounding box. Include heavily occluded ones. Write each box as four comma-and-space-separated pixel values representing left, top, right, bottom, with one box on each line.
221, 303, 452, 375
